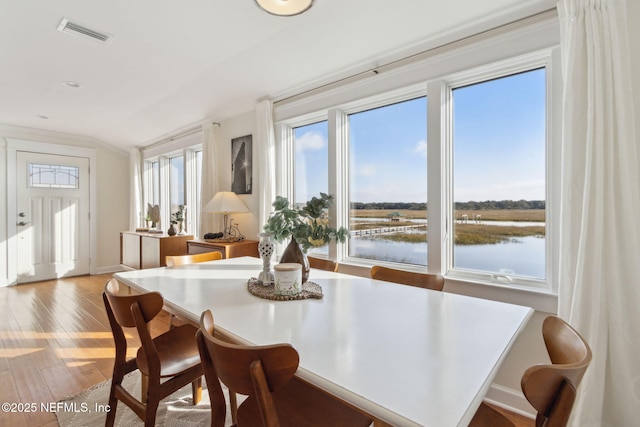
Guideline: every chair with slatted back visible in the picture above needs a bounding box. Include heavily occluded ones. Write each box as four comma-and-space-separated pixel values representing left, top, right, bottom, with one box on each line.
166, 251, 223, 267
469, 315, 592, 427
370, 265, 444, 291
308, 256, 338, 272
103, 278, 203, 427
196, 309, 373, 427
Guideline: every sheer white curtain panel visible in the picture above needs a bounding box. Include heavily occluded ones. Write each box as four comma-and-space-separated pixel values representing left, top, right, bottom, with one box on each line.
129, 147, 143, 230
557, 0, 640, 425
256, 99, 276, 229
199, 122, 221, 237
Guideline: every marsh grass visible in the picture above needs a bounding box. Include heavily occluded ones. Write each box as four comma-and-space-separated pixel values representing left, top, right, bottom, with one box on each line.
454, 224, 545, 245
350, 208, 545, 222
351, 208, 546, 245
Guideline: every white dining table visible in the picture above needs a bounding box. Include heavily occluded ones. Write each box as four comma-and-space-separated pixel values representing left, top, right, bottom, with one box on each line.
114, 256, 532, 427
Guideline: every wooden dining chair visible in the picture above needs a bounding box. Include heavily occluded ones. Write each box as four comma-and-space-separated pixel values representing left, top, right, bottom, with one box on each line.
166, 250, 223, 267
469, 315, 592, 427
102, 278, 203, 427
370, 265, 444, 291
308, 256, 338, 272
196, 309, 373, 427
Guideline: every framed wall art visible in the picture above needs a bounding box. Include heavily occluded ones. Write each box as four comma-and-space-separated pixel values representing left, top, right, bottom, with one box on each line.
231, 134, 253, 194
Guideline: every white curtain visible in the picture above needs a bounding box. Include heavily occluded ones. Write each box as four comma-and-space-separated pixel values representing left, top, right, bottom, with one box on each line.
557, 1, 640, 426
129, 147, 143, 231
199, 122, 220, 237
256, 99, 276, 229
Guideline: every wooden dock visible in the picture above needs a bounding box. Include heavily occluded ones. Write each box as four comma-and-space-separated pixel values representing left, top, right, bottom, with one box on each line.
351, 224, 426, 236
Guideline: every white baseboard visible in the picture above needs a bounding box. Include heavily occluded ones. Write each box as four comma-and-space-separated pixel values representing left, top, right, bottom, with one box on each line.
485, 383, 536, 419
95, 265, 125, 275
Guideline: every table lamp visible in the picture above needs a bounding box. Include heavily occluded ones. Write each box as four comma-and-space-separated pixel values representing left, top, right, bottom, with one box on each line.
204, 191, 249, 240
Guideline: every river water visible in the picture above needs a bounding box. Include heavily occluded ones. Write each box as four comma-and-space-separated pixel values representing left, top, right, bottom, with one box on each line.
347, 218, 546, 279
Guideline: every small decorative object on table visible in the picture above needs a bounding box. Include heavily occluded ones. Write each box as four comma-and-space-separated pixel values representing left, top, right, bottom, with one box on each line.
167, 223, 177, 236
257, 232, 275, 285
247, 277, 323, 300
263, 193, 349, 283
147, 203, 161, 230
274, 263, 301, 296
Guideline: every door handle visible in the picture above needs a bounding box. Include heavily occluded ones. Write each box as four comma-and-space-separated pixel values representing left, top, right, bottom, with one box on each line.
17, 221, 30, 226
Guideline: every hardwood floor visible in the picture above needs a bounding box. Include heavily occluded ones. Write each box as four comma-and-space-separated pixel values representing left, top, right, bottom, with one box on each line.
0, 274, 171, 427
0, 274, 534, 427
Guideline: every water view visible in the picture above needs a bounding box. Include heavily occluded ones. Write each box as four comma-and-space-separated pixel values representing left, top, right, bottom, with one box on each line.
350, 234, 545, 279
348, 207, 546, 280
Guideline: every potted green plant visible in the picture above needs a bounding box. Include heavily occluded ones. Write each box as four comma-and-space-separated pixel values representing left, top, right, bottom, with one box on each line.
263, 193, 349, 282
171, 205, 185, 234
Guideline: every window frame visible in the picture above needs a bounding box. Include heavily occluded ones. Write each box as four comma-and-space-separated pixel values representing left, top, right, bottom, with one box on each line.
276, 45, 562, 312
440, 52, 555, 290
142, 133, 203, 235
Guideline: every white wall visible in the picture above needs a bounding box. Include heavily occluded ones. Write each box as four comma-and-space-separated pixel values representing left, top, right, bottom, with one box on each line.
0, 125, 129, 285
629, 0, 640, 149
215, 110, 262, 241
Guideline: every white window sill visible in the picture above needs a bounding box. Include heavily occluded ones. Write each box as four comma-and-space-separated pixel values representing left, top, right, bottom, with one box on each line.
337, 259, 557, 313
443, 276, 557, 313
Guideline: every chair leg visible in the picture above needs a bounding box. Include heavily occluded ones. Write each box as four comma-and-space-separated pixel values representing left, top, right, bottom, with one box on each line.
230, 390, 238, 424
192, 377, 202, 404
105, 386, 119, 427
144, 398, 160, 427
141, 373, 149, 403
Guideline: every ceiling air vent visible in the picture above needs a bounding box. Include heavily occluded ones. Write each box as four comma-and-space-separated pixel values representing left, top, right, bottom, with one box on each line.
57, 18, 113, 44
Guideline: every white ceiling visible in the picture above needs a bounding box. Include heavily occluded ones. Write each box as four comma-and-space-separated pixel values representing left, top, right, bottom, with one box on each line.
0, 0, 554, 152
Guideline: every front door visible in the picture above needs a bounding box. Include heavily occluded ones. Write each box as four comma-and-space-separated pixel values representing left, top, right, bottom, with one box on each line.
16, 151, 90, 283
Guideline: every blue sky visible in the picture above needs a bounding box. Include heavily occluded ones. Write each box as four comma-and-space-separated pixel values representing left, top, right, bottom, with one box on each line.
295, 68, 546, 204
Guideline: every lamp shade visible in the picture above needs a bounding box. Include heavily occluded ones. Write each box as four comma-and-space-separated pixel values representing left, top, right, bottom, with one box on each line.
204, 191, 249, 214
255, 0, 313, 16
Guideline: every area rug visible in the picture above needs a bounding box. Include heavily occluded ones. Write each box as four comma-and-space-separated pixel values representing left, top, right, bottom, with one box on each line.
56, 372, 235, 426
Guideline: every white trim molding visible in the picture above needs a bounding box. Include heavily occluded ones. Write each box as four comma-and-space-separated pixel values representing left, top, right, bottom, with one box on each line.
5, 138, 97, 285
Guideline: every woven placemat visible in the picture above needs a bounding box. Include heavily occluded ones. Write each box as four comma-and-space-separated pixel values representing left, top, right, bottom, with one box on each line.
247, 278, 323, 300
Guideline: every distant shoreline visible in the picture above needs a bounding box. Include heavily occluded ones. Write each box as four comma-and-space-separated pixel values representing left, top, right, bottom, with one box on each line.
350, 208, 545, 245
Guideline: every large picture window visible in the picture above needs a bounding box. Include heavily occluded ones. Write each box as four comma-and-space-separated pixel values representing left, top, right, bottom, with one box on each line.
276, 50, 555, 292
348, 97, 428, 265
293, 121, 329, 255
451, 68, 546, 280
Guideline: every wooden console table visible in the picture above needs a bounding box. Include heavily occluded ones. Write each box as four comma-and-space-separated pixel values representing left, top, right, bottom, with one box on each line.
187, 239, 258, 259
120, 231, 193, 270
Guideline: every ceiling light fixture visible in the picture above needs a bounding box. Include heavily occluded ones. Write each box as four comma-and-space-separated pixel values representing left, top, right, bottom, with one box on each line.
255, 0, 313, 16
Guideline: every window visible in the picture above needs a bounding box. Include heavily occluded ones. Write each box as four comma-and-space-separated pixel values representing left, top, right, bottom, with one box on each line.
293, 121, 329, 255
348, 97, 428, 265
451, 69, 546, 281
169, 155, 185, 214
29, 163, 79, 188
276, 49, 556, 293
193, 150, 203, 234
143, 135, 203, 234
151, 161, 160, 205
271, 12, 560, 301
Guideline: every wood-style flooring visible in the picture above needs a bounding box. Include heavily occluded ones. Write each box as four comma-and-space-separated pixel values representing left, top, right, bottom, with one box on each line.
0, 274, 534, 427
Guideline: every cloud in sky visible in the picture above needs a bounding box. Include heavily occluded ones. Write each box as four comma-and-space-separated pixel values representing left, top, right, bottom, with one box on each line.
356, 164, 377, 177
413, 140, 427, 157
296, 131, 325, 151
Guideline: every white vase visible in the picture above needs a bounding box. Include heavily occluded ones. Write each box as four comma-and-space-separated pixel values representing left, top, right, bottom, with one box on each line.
257, 232, 275, 285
